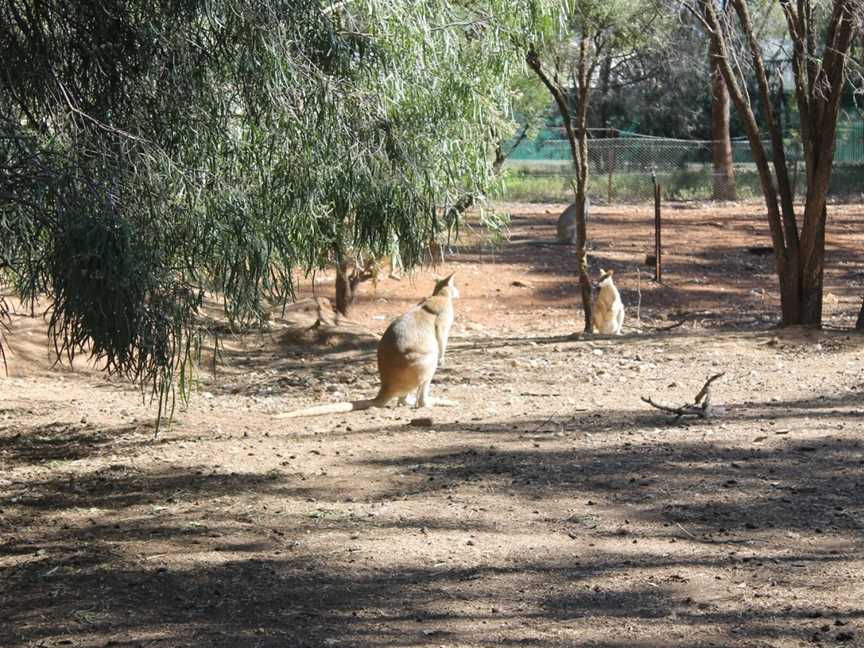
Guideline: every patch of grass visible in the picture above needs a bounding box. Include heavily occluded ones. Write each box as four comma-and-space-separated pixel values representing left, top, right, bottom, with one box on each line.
493, 170, 572, 203
496, 162, 864, 204
828, 163, 864, 198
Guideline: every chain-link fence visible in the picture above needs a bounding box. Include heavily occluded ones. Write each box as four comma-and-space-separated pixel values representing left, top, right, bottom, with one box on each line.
502, 126, 864, 203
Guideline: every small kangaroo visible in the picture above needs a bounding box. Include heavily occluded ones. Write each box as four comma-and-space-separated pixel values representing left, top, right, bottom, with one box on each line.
518, 198, 589, 246
593, 269, 624, 335
556, 197, 589, 245
276, 274, 459, 418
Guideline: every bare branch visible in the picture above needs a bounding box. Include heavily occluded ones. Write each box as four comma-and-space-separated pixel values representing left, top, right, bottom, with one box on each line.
780, 1, 812, 151
641, 373, 726, 422
693, 372, 725, 405
53, 76, 151, 144
699, 0, 790, 270
681, 1, 712, 31
731, 0, 798, 245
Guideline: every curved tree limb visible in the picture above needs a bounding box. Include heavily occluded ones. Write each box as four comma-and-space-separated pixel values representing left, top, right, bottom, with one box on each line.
642, 372, 726, 422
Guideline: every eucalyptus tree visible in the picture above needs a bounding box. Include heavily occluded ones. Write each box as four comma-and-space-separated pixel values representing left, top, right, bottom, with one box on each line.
709, 2, 737, 200
522, 0, 668, 332
568, 10, 723, 139
708, 2, 790, 201
0, 0, 534, 417
695, 0, 864, 326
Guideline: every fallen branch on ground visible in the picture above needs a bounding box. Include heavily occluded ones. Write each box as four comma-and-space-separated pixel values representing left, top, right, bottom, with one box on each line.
635, 313, 690, 332
641, 372, 725, 422
654, 317, 688, 332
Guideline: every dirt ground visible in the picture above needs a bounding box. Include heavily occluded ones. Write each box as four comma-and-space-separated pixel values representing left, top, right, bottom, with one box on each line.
2, 201, 864, 648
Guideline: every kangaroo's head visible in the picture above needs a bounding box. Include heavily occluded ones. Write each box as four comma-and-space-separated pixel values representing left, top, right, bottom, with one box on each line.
596, 269, 615, 289
433, 272, 459, 299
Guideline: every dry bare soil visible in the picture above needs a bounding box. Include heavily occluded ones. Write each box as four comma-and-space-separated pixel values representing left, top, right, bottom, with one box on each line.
2, 202, 864, 648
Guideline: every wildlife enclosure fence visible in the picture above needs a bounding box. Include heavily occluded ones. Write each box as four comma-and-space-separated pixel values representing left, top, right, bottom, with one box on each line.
502, 126, 864, 204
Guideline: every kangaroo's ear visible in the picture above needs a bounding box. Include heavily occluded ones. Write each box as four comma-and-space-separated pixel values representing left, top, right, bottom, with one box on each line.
433, 272, 456, 295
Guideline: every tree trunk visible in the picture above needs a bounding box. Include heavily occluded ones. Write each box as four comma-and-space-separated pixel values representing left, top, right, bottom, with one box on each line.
334, 260, 355, 317
334, 258, 375, 317
855, 298, 864, 331
527, 43, 593, 333
575, 193, 592, 331
798, 201, 828, 327
702, 0, 859, 329
598, 54, 612, 135
709, 32, 736, 200
574, 35, 593, 333
775, 265, 802, 326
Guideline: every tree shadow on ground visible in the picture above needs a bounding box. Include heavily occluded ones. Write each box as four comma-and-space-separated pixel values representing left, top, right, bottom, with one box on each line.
361, 421, 864, 536
4, 521, 861, 647
214, 324, 864, 411
3, 394, 863, 646
0, 419, 152, 467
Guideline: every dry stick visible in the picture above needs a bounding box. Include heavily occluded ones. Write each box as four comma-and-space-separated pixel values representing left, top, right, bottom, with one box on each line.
654, 317, 688, 332
675, 522, 697, 539
636, 314, 689, 333
641, 372, 726, 422
693, 372, 725, 405
525, 405, 588, 435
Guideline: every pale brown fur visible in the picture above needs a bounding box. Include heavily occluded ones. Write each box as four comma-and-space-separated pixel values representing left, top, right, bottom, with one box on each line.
276, 274, 458, 418
516, 199, 589, 246
556, 198, 589, 244
593, 269, 624, 335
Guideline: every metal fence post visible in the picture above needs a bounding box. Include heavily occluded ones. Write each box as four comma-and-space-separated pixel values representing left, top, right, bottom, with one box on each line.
652, 171, 662, 283
607, 144, 614, 205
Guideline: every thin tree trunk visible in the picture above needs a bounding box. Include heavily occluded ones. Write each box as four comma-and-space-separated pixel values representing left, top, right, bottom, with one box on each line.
794, 0, 856, 326
732, 0, 798, 245
703, 0, 858, 328
702, 0, 801, 324
709, 33, 736, 200
730, 0, 805, 325
574, 35, 593, 333
334, 261, 355, 317
527, 44, 593, 333
334, 259, 375, 317
599, 53, 612, 135
799, 204, 826, 325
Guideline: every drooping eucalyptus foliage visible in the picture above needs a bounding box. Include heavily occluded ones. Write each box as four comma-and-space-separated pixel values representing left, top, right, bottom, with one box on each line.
0, 0, 560, 415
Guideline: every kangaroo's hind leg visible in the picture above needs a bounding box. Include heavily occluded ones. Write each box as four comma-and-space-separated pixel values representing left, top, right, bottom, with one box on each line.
398, 394, 416, 407
614, 307, 624, 335
415, 380, 457, 408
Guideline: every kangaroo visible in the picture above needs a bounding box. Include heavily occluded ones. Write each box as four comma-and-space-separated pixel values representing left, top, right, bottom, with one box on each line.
276, 274, 459, 418
556, 197, 590, 244
517, 198, 589, 246
593, 269, 624, 335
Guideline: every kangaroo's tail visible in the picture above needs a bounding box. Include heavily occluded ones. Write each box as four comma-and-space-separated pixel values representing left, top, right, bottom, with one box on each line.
274, 398, 379, 419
